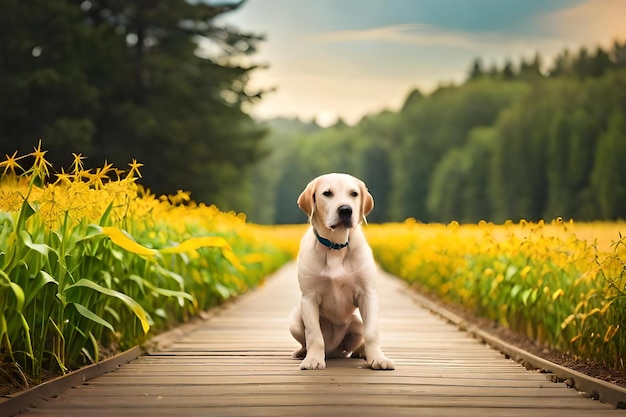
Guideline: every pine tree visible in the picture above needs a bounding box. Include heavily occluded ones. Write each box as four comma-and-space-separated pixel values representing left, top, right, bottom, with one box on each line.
0, 0, 267, 205
468, 57, 484, 81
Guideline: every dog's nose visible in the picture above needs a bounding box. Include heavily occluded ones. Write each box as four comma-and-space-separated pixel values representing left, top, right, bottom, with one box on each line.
338, 205, 352, 218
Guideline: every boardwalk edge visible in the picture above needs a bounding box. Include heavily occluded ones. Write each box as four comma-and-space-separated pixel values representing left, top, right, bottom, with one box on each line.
392, 273, 626, 409
0, 346, 143, 417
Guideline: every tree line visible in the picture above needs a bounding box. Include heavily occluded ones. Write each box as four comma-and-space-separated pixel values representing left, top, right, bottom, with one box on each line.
245, 41, 626, 224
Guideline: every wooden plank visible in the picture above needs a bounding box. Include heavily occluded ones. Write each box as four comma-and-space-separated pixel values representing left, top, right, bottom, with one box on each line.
67, 384, 570, 397
22, 406, 615, 417
37, 393, 611, 410
10, 262, 622, 417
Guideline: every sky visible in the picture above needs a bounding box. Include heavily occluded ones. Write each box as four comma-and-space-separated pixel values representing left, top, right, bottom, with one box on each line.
216, 0, 626, 126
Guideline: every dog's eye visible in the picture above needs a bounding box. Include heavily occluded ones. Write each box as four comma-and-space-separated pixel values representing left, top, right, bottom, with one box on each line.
351, 191, 359, 197
322, 190, 333, 197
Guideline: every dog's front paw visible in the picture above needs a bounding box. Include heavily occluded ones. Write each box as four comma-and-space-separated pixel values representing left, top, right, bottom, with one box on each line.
299, 355, 326, 370
369, 356, 395, 370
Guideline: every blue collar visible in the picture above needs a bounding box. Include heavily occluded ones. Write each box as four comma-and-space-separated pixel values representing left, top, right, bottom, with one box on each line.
314, 228, 349, 250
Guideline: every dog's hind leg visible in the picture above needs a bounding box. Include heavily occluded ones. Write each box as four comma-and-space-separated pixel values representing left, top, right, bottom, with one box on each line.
289, 307, 307, 358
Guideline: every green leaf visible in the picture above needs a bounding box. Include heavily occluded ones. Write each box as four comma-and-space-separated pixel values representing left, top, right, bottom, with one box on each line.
0, 315, 13, 358
510, 284, 522, 299
24, 270, 58, 307
152, 265, 185, 288
104, 305, 121, 324
505, 264, 518, 281
9, 282, 25, 312
131, 274, 194, 308
19, 230, 53, 256
127, 274, 147, 296
19, 312, 33, 359
153, 308, 168, 320
98, 202, 114, 227
15, 199, 35, 232
67, 279, 151, 333
87, 331, 100, 363
214, 282, 233, 299
71, 302, 115, 333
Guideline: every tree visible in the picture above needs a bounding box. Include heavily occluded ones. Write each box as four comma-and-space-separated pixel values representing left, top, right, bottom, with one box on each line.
0, 0, 266, 207
427, 148, 468, 222
549, 49, 573, 78
401, 88, 423, 112
519, 53, 543, 80
573, 47, 592, 79
460, 128, 496, 222
468, 58, 484, 81
0, 0, 100, 165
591, 111, 626, 219
613, 40, 626, 68
356, 113, 397, 222
489, 89, 551, 222
544, 106, 597, 220
502, 59, 516, 80
588, 46, 613, 78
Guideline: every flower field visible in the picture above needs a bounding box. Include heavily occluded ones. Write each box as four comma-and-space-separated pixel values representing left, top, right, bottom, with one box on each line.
0, 145, 291, 385
366, 219, 626, 370
2, 144, 624, 389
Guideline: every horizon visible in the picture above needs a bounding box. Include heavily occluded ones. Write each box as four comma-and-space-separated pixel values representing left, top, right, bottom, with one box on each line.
217, 0, 626, 127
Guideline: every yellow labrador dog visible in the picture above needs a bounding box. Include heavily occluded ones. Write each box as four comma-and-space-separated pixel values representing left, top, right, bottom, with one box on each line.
289, 173, 394, 370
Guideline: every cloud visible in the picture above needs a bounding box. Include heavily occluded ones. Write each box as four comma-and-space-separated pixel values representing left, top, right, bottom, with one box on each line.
304, 23, 562, 54
306, 24, 478, 49
235, 0, 626, 125
538, 0, 626, 47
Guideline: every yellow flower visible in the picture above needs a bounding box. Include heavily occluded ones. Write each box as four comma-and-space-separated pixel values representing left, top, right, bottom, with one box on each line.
29, 140, 53, 178
169, 190, 191, 205
127, 159, 144, 179
54, 168, 72, 186
89, 161, 114, 189
0, 151, 26, 177
71, 152, 86, 175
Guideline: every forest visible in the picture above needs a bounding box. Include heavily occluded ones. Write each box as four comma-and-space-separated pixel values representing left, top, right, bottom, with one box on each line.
246, 43, 626, 224
0, 0, 267, 207
1, 1, 625, 224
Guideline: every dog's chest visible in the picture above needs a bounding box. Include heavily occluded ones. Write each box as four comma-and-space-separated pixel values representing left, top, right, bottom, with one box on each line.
315, 259, 361, 319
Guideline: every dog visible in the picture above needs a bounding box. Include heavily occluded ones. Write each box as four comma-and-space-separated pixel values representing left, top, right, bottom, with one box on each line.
289, 173, 394, 370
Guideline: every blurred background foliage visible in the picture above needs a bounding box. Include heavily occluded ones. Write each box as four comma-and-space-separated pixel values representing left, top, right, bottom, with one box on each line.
249, 44, 626, 224
0, 0, 267, 208
1, 0, 626, 224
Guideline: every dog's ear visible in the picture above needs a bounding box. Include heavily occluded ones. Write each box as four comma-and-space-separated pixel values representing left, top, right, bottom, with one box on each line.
297, 178, 318, 218
360, 180, 374, 221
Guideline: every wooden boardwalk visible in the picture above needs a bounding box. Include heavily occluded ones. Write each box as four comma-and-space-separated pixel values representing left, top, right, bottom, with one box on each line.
15, 262, 623, 416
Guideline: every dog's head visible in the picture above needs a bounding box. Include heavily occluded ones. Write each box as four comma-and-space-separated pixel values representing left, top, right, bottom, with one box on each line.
297, 173, 374, 231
